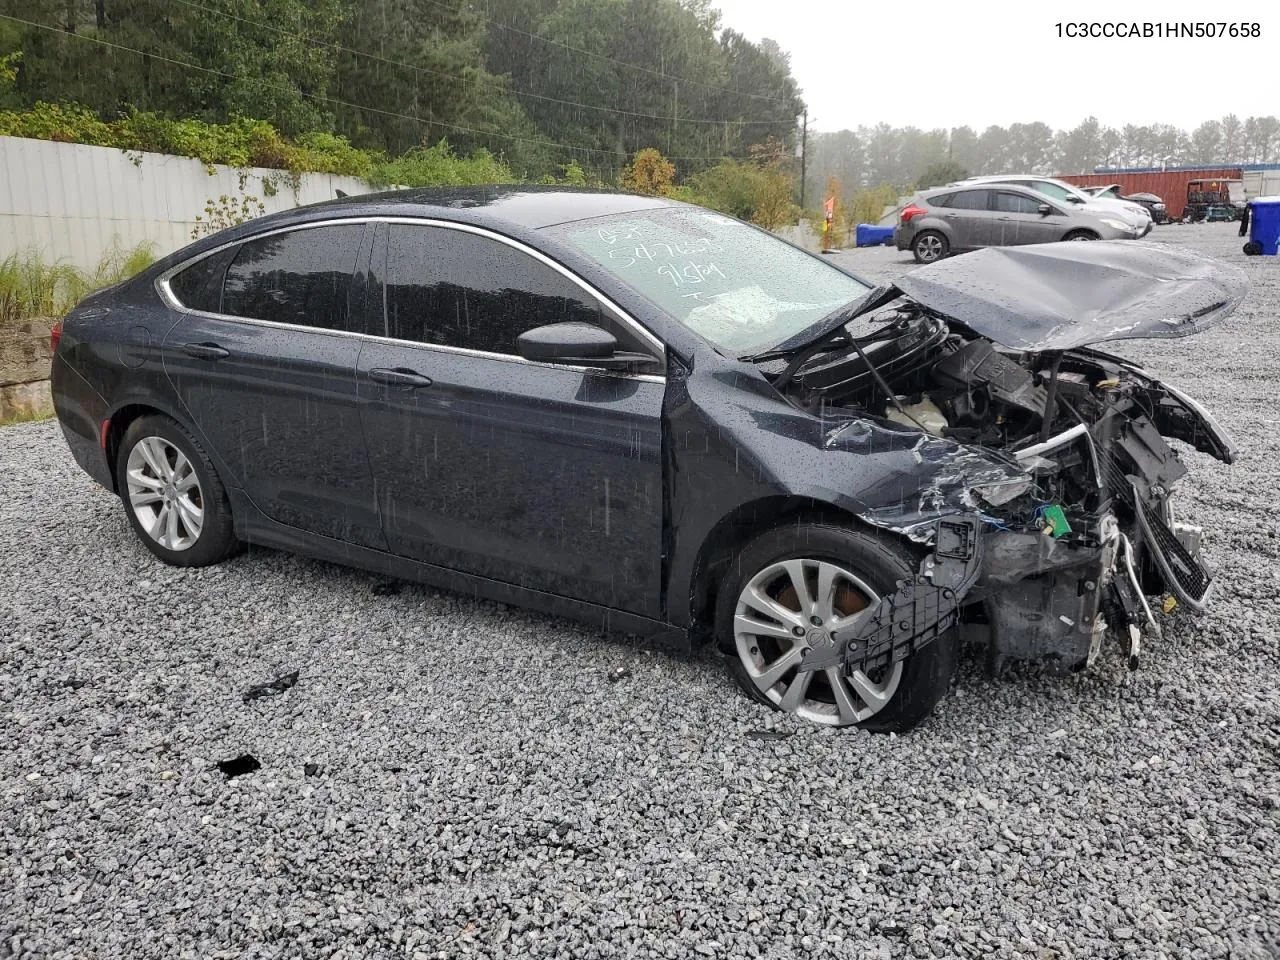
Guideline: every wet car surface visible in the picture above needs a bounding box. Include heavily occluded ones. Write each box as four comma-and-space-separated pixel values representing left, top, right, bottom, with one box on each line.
6, 221, 1276, 958
48, 188, 1245, 731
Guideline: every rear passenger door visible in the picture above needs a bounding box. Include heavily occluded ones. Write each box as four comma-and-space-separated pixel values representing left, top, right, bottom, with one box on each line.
935, 190, 995, 249
356, 222, 666, 617
161, 222, 386, 549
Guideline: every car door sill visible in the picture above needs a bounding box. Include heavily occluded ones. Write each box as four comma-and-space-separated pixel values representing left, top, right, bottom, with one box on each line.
227, 489, 689, 650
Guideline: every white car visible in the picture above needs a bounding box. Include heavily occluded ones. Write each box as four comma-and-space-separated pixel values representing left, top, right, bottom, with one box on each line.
954, 175, 1152, 236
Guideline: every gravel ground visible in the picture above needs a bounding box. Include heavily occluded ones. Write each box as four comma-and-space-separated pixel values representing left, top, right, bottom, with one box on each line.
2, 222, 1278, 959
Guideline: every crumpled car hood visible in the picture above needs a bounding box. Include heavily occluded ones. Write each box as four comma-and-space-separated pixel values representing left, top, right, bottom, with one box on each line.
894, 241, 1249, 351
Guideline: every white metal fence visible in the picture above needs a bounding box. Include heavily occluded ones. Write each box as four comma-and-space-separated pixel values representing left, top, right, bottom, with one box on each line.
0, 136, 379, 271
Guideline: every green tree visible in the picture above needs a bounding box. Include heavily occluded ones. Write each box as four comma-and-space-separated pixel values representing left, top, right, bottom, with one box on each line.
916, 160, 969, 189
1, 0, 345, 134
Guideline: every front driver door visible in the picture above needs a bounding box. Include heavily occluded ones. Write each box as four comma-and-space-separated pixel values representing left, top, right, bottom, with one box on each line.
356, 222, 666, 618
991, 190, 1066, 245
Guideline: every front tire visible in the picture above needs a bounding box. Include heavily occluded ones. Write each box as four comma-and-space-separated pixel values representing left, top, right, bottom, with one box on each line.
912, 231, 949, 264
1063, 229, 1099, 241
116, 414, 240, 566
716, 522, 957, 732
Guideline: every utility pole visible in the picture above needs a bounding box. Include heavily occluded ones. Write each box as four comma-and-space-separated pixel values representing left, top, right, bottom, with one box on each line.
800, 108, 808, 209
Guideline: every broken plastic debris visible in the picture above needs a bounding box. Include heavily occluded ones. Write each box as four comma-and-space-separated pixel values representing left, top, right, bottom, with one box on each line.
216, 754, 261, 778
243, 670, 300, 703
606, 666, 632, 683
1162, 596, 1178, 615
1040, 504, 1071, 539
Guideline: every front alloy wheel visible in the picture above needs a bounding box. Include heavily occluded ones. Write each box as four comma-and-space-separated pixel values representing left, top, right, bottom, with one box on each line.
718, 522, 957, 732
734, 558, 902, 726
126, 437, 204, 550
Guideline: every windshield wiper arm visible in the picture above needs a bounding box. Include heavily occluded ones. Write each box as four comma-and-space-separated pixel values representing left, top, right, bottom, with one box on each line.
745, 284, 898, 362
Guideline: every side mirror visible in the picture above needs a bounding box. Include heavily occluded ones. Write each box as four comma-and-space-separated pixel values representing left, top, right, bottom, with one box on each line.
516, 322, 658, 372
1038, 203, 1053, 216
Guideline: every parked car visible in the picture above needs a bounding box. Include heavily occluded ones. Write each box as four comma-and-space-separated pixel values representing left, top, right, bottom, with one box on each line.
959, 175, 1152, 234
50, 188, 1244, 731
1083, 184, 1169, 223
895, 184, 1142, 264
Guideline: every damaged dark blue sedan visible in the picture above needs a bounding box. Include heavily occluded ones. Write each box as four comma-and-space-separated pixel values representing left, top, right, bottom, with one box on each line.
49, 187, 1247, 731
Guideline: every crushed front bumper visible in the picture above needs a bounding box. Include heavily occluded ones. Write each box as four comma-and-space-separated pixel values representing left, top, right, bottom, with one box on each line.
800, 503, 1212, 680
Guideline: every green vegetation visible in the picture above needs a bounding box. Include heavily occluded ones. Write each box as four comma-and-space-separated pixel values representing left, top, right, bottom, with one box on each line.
0, 241, 156, 327
369, 141, 519, 189
1, 0, 802, 182
0, 1, 814, 235
916, 161, 970, 190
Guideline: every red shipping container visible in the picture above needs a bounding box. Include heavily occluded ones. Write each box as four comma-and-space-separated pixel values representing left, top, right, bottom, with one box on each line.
1056, 168, 1243, 220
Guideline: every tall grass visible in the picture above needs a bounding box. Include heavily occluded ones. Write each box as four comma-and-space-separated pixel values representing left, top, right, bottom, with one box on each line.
0, 240, 156, 327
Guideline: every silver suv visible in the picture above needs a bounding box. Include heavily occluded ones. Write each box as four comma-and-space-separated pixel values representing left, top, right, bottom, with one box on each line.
895, 183, 1143, 264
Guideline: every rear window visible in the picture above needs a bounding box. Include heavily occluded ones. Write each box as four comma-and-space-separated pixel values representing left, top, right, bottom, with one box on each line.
937, 190, 989, 211
927, 193, 954, 207
168, 249, 232, 312
221, 224, 364, 333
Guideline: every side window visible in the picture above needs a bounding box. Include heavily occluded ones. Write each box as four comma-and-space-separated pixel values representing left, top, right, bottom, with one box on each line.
927, 193, 954, 208
168, 247, 233, 313
995, 192, 1043, 214
221, 224, 364, 332
948, 190, 991, 211
384, 224, 651, 357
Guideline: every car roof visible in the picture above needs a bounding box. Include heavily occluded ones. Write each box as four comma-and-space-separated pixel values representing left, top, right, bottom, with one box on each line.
260, 185, 678, 231
962, 174, 1070, 184
148, 185, 684, 276
926, 182, 1047, 199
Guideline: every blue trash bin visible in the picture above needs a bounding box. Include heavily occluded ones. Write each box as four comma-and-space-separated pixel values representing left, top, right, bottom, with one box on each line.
1244, 197, 1280, 256
855, 223, 895, 247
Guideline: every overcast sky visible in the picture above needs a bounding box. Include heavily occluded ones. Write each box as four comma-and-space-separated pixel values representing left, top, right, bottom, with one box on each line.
712, 0, 1274, 133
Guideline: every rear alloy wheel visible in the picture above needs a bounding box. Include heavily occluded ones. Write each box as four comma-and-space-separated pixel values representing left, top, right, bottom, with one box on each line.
116, 414, 240, 566
912, 231, 948, 264
717, 523, 957, 732
126, 437, 204, 551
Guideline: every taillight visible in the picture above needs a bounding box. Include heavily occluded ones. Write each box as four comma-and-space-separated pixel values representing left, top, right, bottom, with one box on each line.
50, 319, 63, 353
900, 203, 928, 224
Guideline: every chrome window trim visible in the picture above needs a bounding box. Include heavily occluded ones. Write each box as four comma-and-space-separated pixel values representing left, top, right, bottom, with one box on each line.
154, 214, 667, 378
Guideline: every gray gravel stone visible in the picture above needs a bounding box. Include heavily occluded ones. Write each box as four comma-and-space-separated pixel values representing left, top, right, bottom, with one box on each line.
2, 222, 1278, 959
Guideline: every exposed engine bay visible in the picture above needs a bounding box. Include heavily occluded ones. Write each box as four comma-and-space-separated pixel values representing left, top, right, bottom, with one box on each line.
754, 242, 1247, 678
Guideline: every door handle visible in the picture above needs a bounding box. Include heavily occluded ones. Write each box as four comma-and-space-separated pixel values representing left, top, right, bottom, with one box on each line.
181, 342, 230, 360
369, 367, 434, 389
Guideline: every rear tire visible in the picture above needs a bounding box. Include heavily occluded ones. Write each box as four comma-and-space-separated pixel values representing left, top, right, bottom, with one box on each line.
1063, 230, 1099, 241
115, 414, 240, 567
716, 521, 957, 732
911, 231, 949, 264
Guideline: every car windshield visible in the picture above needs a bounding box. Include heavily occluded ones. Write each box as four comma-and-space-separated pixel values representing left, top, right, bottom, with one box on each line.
547, 207, 871, 353
1025, 180, 1085, 203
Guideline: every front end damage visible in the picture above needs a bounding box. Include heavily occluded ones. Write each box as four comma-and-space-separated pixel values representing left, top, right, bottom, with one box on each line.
766, 242, 1247, 678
